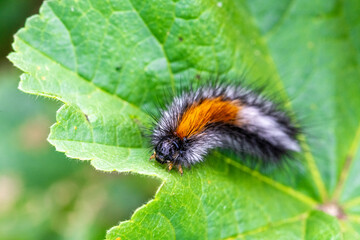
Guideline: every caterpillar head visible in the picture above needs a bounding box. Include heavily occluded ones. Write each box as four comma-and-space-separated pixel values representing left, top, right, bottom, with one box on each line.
154, 136, 181, 164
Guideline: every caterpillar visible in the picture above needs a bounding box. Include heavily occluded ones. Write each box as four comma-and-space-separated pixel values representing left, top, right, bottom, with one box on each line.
149, 83, 301, 174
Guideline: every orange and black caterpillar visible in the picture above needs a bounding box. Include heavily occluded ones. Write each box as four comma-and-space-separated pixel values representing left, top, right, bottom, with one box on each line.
150, 84, 300, 174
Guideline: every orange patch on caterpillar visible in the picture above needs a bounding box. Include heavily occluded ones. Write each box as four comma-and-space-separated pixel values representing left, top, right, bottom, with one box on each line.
176, 97, 241, 138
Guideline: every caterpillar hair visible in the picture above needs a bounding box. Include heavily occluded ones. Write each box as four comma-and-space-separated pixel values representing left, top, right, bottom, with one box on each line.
149, 82, 301, 175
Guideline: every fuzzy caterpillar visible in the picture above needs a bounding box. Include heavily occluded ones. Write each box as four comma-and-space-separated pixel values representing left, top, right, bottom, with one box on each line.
149, 84, 300, 174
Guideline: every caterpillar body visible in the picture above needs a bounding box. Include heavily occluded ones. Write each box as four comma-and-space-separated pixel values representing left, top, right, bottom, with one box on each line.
150, 84, 300, 174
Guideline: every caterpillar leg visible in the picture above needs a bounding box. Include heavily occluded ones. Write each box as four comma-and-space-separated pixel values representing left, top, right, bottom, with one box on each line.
149, 151, 156, 161
167, 162, 183, 175
167, 162, 174, 171
177, 164, 183, 176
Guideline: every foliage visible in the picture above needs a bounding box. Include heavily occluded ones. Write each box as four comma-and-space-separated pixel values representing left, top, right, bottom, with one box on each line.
0, 68, 158, 240
9, 0, 360, 239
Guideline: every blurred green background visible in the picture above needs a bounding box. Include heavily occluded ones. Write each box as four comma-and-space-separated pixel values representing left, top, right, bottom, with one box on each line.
0, 1, 159, 239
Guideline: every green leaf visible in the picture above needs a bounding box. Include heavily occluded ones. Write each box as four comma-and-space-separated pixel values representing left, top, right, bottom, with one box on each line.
8, 0, 360, 239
